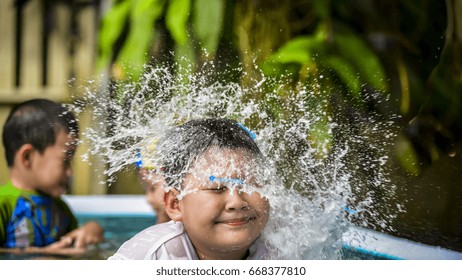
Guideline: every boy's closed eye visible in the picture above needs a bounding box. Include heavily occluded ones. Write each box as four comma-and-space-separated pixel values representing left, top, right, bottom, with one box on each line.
206, 184, 228, 193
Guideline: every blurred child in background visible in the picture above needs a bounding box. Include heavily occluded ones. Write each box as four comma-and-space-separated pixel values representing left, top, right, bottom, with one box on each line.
0, 99, 104, 255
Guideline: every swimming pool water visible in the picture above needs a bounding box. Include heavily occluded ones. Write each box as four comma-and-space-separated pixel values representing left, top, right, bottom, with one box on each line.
76, 214, 157, 259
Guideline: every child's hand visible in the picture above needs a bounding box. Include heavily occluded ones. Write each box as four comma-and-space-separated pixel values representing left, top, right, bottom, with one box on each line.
63, 221, 104, 248
0, 222, 103, 256
37, 239, 87, 255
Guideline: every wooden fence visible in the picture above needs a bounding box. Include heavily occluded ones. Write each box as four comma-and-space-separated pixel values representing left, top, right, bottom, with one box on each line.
0, 0, 108, 194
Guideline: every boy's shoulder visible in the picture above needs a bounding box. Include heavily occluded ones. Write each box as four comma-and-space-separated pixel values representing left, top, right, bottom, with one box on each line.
0, 181, 77, 229
0, 181, 69, 208
0, 182, 27, 245
0, 181, 21, 196
0, 182, 22, 210
109, 221, 198, 260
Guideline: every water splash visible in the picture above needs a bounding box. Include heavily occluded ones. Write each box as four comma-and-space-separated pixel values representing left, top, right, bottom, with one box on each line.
71, 64, 400, 259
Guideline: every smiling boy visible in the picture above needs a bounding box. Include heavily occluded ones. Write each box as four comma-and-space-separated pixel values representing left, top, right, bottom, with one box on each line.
109, 118, 270, 260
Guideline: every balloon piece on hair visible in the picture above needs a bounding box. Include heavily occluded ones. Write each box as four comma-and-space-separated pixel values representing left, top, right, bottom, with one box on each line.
237, 122, 257, 140
135, 139, 158, 169
209, 175, 244, 185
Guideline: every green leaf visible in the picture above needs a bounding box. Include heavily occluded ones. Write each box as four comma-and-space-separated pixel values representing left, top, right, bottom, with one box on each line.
335, 33, 387, 91
117, 0, 165, 80
174, 35, 196, 88
263, 26, 327, 64
192, 0, 225, 54
323, 56, 361, 98
260, 27, 328, 77
260, 60, 300, 77
267, 36, 320, 64
166, 0, 191, 45
97, 0, 131, 70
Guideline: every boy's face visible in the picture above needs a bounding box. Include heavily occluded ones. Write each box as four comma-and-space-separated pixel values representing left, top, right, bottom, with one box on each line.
176, 147, 269, 259
30, 130, 77, 197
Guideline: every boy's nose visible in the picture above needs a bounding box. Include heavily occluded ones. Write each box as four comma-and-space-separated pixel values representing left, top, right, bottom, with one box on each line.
226, 189, 249, 211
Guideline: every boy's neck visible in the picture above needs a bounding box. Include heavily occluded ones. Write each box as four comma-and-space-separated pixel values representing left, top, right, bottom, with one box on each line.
9, 169, 35, 192
195, 247, 250, 260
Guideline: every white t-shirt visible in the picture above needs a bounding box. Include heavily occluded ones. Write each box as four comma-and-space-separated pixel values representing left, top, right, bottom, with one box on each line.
108, 221, 267, 260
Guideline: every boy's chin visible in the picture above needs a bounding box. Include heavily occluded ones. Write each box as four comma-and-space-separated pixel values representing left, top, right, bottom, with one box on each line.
217, 236, 258, 251
43, 186, 67, 197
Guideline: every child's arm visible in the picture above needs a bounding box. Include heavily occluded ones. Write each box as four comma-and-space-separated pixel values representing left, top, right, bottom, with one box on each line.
0, 221, 103, 256
62, 221, 104, 248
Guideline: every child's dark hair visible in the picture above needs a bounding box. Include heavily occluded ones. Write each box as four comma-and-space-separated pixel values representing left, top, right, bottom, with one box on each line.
2, 98, 79, 167
157, 118, 261, 187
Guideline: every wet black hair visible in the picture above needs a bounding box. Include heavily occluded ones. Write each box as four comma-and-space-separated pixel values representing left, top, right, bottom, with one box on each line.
2, 98, 79, 167
157, 118, 261, 187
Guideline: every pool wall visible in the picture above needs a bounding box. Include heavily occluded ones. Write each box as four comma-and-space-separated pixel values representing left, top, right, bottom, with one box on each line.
342, 226, 462, 260
63, 195, 462, 260
63, 195, 153, 216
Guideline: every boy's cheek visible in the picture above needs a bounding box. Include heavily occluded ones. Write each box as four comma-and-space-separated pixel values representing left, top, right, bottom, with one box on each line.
254, 193, 270, 208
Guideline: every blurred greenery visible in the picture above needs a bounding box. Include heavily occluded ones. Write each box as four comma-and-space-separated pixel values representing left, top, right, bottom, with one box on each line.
98, 0, 461, 174
96, 0, 462, 250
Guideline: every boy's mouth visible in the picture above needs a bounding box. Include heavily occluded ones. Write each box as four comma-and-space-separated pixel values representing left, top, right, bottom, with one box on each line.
216, 216, 256, 226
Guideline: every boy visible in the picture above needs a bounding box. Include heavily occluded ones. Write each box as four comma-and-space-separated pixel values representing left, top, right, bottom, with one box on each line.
136, 154, 170, 224
109, 118, 270, 260
135, 139, 170, 224
0, 98, 103, 255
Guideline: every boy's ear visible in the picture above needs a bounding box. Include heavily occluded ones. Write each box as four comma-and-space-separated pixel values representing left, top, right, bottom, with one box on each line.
16, 144, 34, 168
164, 188, 183, 222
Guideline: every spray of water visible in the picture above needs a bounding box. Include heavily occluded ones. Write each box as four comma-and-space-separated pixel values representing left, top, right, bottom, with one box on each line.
70, 64, 400, 259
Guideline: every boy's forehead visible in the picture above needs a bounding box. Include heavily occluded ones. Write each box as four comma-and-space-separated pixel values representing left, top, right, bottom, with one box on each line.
196, 147, 252, 169
186, 147, 257, 181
